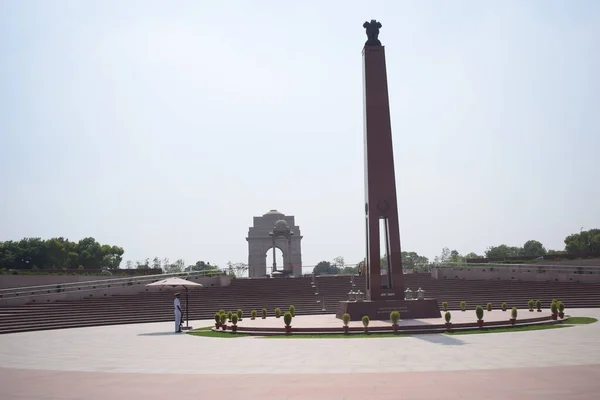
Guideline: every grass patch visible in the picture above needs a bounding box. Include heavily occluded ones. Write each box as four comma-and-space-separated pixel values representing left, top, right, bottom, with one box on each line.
185, 317, 597, 339
186, 326, 249, 338
444, 324, 568, 336
264, 332, 410, 339
564, 317, 597, 325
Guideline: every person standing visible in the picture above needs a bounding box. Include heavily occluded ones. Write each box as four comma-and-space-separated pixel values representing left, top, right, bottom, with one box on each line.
174, 293, 183, 333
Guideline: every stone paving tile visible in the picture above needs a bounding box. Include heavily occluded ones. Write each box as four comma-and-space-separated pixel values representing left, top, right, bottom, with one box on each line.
1, 365, 600, 399
0, 308, 598, 375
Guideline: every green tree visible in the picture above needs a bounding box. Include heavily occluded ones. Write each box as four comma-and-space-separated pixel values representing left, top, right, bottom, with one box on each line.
164, 259, 185, 274
564, 229, 600, 253
401, 251, 429, 267
485, 245, 524, 259
464, 252, 483, 260
226, 261, 248, 278
185, 261, 221, 276
0, 237, 124, 270
312, 261, 340, 275
523, 240, 547, 257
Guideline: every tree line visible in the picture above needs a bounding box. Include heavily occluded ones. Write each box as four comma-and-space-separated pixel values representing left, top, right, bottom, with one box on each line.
312, 228, 600, 275
434, 228, 600, 263
0, 237, 124, 271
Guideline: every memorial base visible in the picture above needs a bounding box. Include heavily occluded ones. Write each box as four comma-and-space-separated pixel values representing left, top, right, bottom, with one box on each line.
336, 299, 441, 321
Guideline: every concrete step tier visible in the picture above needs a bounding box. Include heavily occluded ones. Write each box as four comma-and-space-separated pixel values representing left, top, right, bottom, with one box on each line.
0, 274, 598, 334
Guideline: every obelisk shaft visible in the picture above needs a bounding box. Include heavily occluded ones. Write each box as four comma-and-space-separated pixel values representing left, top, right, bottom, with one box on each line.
363, 45, 404, 300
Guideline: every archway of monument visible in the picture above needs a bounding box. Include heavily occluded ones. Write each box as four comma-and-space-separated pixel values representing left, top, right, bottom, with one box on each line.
246, 210, 303, 277
265, 247, 285, 275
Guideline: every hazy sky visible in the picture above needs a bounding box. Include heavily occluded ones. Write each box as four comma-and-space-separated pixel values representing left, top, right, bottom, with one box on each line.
1, 1, 599, 270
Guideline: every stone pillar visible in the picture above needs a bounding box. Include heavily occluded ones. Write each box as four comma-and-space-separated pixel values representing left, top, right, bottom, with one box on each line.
363, 43, 404, 300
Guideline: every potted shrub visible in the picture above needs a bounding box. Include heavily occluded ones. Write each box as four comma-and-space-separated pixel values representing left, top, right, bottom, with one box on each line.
535, 300, 542, 312
558, 301, 565, 319
390, 311, 400, 332
444, 311, 452, 330
261, 308, 267, 319
251, 310, 257, 320
550, 301, 558, 320
486, 302, 493, 312
220, 313, 227, 331
460, 301, 467, 312
283, 311, 293, 333
237, 309, 243, 321
528, 300, 534, 312
441, 301, 448, 312
219, 309, 225, 315
214, 312, 221, 328
231, 314, 238, 333
362, 315, 370, 333
342, 313, 351, 334
227, 311, 233, 322
476, 305, 484, 328
501, 302, 507, 312
275, 308, 282, 318
289, 305, 296, 317
510, 307, 517, 325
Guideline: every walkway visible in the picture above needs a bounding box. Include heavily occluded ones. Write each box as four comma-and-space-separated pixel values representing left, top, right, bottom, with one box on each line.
1, 308, 599, 399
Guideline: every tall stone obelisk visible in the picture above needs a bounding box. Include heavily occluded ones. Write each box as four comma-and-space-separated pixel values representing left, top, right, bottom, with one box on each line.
362, 19, 404, 301
336, 20, 440, 320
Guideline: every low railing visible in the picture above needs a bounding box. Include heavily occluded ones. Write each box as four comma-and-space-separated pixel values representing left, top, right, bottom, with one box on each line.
0, 270, 215, 301
432, 263, 600, 273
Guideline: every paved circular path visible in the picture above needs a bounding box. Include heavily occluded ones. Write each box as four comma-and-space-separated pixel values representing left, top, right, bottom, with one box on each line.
1, 308, 599, 399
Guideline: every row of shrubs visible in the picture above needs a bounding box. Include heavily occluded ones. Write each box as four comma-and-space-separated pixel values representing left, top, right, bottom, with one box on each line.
210, 299, 566, 334
213, 305, 297, 332
440, 299, 566, 314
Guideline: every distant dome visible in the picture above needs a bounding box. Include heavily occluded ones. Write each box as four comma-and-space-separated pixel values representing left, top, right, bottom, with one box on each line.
274, 219, 289, 230
263, 209, 284, 216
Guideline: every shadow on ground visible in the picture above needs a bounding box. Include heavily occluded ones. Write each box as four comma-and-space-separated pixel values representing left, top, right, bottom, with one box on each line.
137, 332, 184, 337
411, 334, 465, 346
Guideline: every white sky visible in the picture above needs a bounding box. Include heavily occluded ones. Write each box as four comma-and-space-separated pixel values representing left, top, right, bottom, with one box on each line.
1, 0, 599, 268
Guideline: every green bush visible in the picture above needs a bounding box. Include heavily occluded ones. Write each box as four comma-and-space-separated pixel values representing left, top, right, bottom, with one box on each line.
261, 308, 267, 318
390, 311, 400, 325
528, 300, 534, 311
231, 314, 238, 325
476, 305, 484, 321
501, 302, 507, 311
441, 301, 448, 311
237, 309, 243, 320
275, 308, 282, 318
535, 300, 542, 311
283, 311, 292, 326
227, 311, 232, 321
460, 301, 467, 311
558, 301, 565, 313
219, 309, 225, 315
288, 305, 295, 317
444, 311, 451, 323
551, 302, 558, 314
511, 307, 518, 319
214, 312, 220, 323
362, 315, 370, 328
251, 310, 257, 319
486, 302, 492, 311
342, 313, 351, 326
219, 313, 227, 324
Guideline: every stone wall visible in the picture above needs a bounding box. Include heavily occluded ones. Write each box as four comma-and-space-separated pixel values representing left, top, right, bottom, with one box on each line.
0, 275, 231, 306
431, 266, 600, 282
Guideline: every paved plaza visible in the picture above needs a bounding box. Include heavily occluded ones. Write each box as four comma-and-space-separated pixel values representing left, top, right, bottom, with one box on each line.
1, 308, 599, 399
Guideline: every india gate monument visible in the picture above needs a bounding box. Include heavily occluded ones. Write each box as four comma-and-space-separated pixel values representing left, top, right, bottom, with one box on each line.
246, 210, 303, 277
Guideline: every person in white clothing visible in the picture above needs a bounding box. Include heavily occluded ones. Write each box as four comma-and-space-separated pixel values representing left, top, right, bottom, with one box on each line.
174, 293, 183, 333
